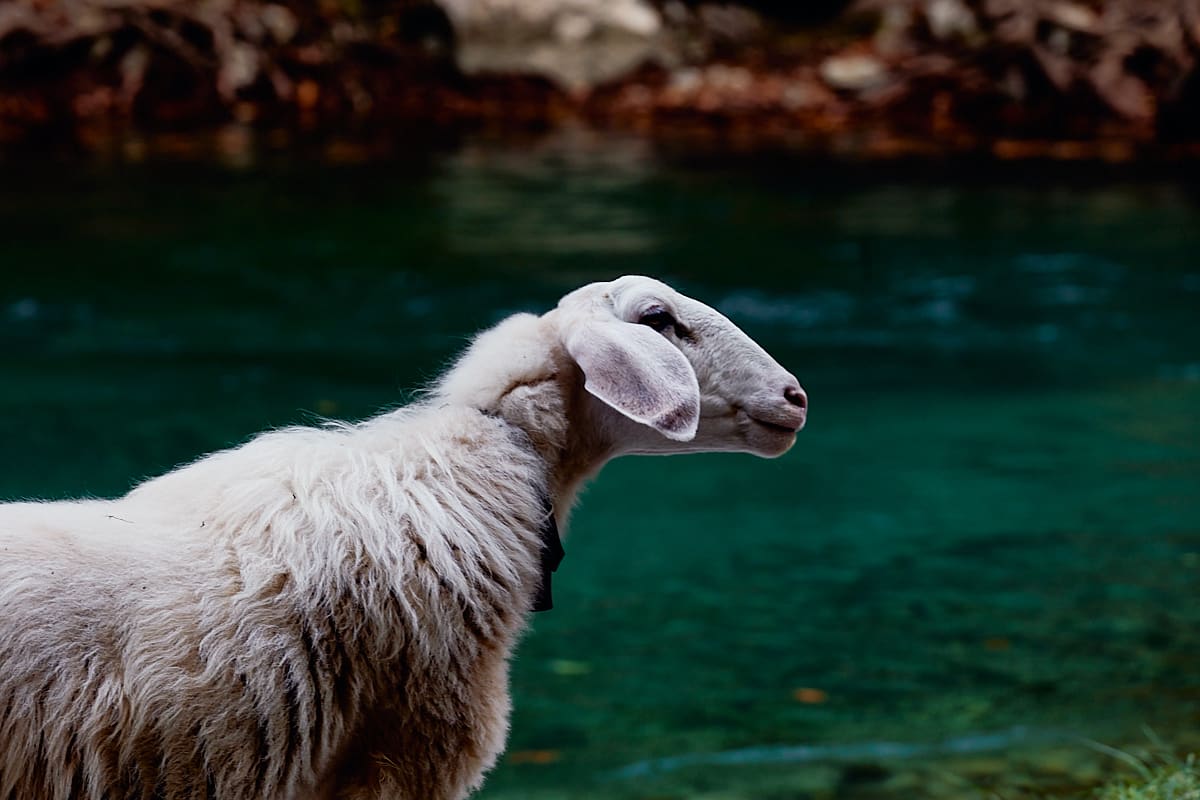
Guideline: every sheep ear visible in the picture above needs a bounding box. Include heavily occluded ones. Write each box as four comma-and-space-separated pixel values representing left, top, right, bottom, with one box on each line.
565, 321, 700, 441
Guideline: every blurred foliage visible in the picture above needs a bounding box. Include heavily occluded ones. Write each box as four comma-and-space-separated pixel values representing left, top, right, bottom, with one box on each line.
1094, 754, 1199, 800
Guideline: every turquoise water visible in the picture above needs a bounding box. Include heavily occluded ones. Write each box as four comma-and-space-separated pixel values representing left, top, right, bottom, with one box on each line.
2, 139, 1199, 797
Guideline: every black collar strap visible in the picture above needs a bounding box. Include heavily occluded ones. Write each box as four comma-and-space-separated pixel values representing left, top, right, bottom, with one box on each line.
477, 410, 564, 613
532, 501, 565, 613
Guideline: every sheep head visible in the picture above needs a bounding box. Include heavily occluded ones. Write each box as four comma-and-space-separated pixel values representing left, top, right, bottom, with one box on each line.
556, 275, 806, 459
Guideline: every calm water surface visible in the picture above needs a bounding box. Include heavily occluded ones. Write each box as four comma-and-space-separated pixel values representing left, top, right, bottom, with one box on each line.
2, 137, 1198, 798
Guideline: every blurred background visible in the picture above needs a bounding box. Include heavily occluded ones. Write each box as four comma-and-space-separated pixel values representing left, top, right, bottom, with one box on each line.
2, 1, 1200, 798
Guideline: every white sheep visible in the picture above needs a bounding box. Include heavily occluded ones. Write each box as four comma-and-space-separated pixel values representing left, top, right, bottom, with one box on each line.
0, 275, 807, 800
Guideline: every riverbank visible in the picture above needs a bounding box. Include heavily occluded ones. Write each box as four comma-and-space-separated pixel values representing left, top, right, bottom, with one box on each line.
3, 0, 1200, 161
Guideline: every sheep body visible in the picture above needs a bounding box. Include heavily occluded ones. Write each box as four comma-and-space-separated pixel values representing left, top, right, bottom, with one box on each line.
0, 398, 549, 799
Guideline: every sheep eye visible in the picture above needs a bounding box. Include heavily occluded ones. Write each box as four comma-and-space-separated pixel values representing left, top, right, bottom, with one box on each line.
638, 308, 676, 334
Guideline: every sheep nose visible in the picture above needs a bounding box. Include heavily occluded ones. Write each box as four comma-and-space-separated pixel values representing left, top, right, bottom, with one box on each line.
784, 385, 807, 411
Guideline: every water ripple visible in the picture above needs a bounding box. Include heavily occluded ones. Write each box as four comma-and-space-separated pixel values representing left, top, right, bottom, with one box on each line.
609, 726, 1079, 780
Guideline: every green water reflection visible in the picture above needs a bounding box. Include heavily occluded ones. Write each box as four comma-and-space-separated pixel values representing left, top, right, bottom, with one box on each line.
2, 139, 1199, 797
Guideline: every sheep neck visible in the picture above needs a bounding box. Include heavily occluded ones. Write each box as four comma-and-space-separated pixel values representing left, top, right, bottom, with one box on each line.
487, 365, 617, 529
432, 310, 620, 528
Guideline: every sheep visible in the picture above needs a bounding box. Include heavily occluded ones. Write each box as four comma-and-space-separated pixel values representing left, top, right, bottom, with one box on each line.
0, 275, 807, 800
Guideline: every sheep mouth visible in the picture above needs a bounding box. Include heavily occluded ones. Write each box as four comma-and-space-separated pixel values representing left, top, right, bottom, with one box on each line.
748, 416, 801, 435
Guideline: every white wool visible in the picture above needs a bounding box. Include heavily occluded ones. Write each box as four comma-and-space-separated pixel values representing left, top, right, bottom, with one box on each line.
0, 401, 549, 800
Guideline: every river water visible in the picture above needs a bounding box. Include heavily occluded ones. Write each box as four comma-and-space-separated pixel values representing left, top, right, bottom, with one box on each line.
2, 135, 1198, 798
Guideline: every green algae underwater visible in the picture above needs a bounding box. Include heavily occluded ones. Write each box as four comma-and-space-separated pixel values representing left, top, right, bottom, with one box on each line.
1, 141, 1198, 798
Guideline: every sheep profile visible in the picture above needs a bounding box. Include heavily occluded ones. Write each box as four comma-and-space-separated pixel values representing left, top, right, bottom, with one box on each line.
0, 275, 807, 800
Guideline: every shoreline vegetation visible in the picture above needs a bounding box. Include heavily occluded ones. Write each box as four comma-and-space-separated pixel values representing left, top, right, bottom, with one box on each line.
3, 0, 1200, 161
1096, 754, 1199, 800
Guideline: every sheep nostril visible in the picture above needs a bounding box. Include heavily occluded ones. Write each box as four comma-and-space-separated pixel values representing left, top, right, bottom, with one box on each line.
784, 386, 807, 410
